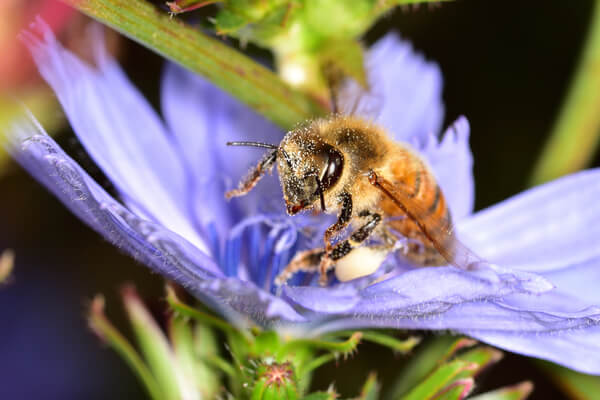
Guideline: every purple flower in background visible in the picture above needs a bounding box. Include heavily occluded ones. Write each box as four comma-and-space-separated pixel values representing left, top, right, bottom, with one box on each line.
8, 20, 600, 374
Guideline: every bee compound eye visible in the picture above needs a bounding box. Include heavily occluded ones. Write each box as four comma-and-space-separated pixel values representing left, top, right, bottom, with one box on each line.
321, 145, 344, 190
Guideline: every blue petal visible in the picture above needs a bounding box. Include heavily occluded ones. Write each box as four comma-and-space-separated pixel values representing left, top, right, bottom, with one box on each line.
21, 19, 208, 253
6, 115, 306, 326
304, 169, 600, 374
369, 33, 444, 143
7, 116, 221, 279
459, 169, 600, 272
161, 63, 286, 222
466, 325, 600, 375
419, 116, 474, 220
282, 285, 361, 313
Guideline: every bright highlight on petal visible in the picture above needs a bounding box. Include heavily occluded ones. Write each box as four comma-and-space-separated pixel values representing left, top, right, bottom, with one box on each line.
7, 19, 600, 375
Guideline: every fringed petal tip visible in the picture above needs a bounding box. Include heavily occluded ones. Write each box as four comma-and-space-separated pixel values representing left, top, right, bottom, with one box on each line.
370, 33, 444, 143
21, 17, 213, 255
418, 115, 474, 220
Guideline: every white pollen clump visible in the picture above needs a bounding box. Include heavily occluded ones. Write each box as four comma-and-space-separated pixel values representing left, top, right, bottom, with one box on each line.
334, 246, 388, 282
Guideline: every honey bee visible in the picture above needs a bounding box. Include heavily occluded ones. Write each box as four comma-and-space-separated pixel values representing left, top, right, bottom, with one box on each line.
226, 111, 483, 286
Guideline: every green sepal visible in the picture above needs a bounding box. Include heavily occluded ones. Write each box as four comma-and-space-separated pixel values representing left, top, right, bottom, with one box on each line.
122, 286, 188, 400
470, 382, 533, 400
169, 315, 221, 398
454, 346, 503, 379
389, 337, 504, 400
87, 296, 164, 400
329, 330, 421, 354
401, 359, 477, 400
433, 378, 475, 400
355, 373, 380, 400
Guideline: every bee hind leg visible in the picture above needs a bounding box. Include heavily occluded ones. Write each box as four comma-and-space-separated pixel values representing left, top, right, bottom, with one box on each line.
320, 210, 383, 284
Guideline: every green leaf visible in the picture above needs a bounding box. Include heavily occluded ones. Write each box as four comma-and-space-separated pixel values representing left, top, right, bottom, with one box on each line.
88, 295, 164, 400
215, 8, 248, 34
530, 0, 600, 184
400, 359, 477, 400
536, 361, 600, 400
61, 0, 325, 129
470, 381, 533, 400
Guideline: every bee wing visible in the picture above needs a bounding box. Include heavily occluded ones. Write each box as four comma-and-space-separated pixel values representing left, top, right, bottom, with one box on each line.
368, 170, 486, 270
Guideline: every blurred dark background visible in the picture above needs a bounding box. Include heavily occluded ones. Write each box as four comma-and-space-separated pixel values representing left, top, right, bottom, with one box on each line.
1, 1, 598, 398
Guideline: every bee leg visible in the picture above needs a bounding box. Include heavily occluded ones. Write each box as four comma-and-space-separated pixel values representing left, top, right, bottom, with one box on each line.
274, 248, 326, 286
225, 150, 277, 199
323, 192, 353, 253
329, 211, 382, 261
318, 210, 383, 285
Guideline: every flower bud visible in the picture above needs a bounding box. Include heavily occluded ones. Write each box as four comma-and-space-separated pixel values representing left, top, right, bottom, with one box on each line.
251, 361, 298, 400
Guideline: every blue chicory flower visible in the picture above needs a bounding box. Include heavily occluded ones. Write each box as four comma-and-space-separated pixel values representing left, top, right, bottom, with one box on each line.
8, 19, 600, 374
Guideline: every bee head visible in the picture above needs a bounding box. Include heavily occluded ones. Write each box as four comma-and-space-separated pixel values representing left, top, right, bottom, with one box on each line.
277, 133, 344, 215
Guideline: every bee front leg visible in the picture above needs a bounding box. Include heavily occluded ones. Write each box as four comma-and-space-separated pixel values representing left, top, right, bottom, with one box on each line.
323, 192, 353, 252
319, 192, 353, 284
225, 150, 277, 199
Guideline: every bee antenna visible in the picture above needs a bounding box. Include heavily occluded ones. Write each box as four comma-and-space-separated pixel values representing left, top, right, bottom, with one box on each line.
315, 176, 327, 212
226, 141, 278, 150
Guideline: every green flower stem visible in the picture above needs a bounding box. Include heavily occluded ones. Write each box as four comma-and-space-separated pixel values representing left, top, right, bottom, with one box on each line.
60, 0, 326, 129
88, 296, 164, 400
296, 353, 336, 377
530, 0, 600, 185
